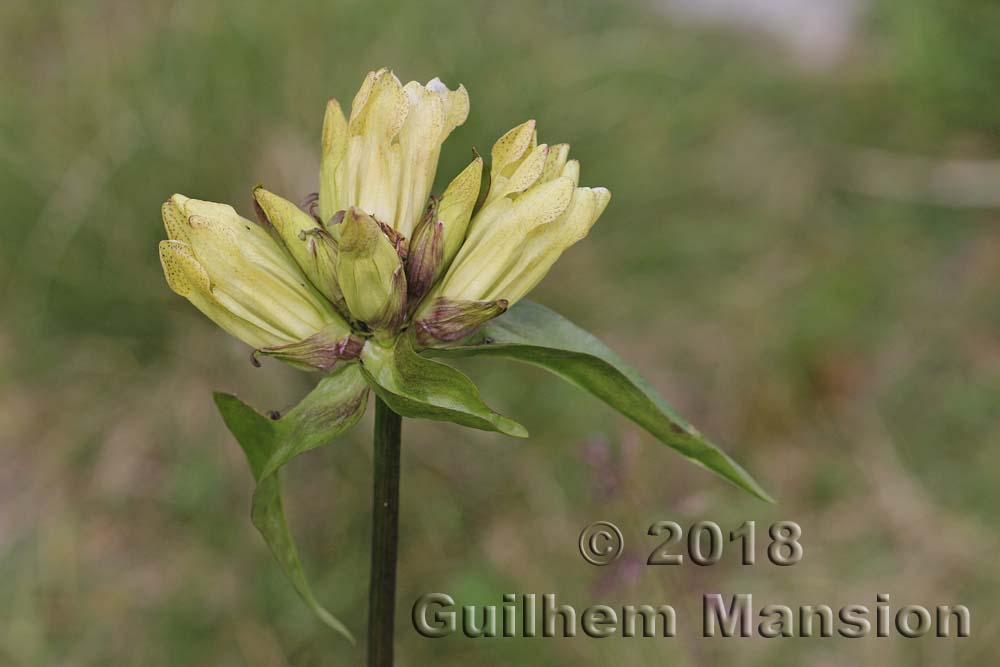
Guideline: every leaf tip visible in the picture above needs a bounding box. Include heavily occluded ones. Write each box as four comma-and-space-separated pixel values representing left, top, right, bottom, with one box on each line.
499, 418, 529, 438
753, 486, 777, 505
211, 390, 236, 406
310, 603, 357, 643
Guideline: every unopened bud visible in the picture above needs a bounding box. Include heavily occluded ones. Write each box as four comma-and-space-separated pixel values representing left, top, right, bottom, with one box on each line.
405, 197, 444, 302
336, 208, 407, 331
253, 186, 347, 312
298, 227, 349, 317
413, 297, 508, 347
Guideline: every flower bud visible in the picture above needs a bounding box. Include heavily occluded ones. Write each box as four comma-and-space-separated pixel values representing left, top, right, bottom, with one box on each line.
413, 298, 508, 348
488, 185, 611, 304
301, 227, 349, 314
336, 208, 407, 331
484, 120, 547, 206
424, 176, 575, 311
252, 186, 348, 313
422, 129, 610, 312
404, 198, 444, 303
438, 156, 483, 268
159, 195, 351, 366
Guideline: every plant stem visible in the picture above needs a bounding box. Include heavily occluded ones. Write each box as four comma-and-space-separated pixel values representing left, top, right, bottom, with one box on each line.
368, 396, 402, 667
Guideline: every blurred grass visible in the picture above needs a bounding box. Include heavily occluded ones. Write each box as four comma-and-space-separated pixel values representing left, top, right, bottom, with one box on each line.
2, 0, 1000, 664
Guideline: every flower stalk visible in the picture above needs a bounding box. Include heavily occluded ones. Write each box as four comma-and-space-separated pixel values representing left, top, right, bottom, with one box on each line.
368, 397, 402, 667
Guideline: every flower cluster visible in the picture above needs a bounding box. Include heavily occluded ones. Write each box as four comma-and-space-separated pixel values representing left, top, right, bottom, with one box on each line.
160, 69, 772, 640
159, 68, 609, 369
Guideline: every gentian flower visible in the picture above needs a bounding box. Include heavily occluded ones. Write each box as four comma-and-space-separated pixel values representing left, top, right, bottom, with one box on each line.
159, 68, 769, 645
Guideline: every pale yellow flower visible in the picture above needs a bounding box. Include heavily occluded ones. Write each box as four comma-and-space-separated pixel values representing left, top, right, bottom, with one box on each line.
160, 69, 609, 355
159, 194, 349, 353
319, 68, 469, 239
418, 120, 610, 315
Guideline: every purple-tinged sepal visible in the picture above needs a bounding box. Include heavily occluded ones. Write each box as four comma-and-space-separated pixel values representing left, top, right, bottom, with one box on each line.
405, 197, 444, 303
375, 265, 408, 337
378, 219, 409, 261
413, 297, 508, 348
300, 192, 322, 223
252, 324, 366, 372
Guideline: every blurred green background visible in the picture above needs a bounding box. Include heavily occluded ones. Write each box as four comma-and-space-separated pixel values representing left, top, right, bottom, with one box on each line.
3, 0, 999, 664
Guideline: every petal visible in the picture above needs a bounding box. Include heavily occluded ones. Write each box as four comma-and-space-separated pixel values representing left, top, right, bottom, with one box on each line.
348, 70, 409, 226
593, 186, 612, 216
486, 143, 550, 204
490, 120, 536, 181
426, 78, 470, 139
437, 157, 483, 265
435, 177, 575, 302
539, 143, 570, 184
159, 238, 210, 298
561, 159, 580, 186
393, 78, 469, 237
394, 81, 447, 237
159, 240, 288, 349
320, 99, 349, 224
161, 197, 189, 243
348, 68, 408, 140
174, 193, 243, 223
489, 186, 609, 304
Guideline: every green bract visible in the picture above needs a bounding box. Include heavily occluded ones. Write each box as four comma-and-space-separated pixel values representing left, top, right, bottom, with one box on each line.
159, 67, 772, 638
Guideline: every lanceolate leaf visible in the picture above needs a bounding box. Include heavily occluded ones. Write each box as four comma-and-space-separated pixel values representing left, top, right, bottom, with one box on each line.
428, 301, 773, 502
213, 363, 370, 641
360, 335, 528, 438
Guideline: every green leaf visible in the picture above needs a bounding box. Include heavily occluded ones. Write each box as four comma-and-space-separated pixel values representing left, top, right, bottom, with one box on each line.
360, 334, 527, 438
428, 301, 773, 502
213, 363, 369, 641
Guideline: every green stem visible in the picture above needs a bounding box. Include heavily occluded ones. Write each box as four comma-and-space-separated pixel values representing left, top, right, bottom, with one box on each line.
368, 396, 402, 667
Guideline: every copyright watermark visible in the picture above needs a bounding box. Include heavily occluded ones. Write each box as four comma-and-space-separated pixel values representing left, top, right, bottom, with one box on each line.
410, 518, 971, 640
579, 520, 804, 566
578, 521, 624, 565
411, 592, 970, 639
